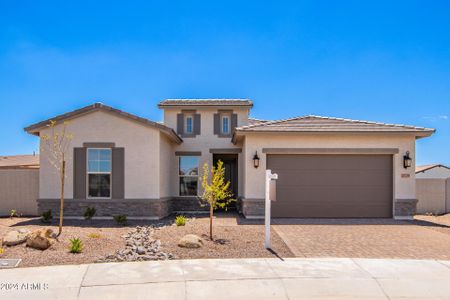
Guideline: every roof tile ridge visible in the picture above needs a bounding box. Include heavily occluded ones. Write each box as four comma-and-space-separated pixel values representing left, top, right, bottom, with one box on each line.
237, 115, 309, 129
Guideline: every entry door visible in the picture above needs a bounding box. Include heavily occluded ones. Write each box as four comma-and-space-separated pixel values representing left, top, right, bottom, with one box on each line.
213, 154, 238, 198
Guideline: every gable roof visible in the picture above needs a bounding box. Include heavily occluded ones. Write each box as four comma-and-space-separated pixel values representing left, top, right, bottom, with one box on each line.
0, 154, 39, 169
158, 99, 253, 108
416, 164, 450, 173
235, 115, 435, 137
24, 103, 183, 144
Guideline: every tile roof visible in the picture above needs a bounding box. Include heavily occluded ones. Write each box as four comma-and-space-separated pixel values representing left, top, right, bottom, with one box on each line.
158, 99, 253, 107
416, 164, 450, 173
0, 154, 39, 169
24, 103, 183, 144
248, 118, 270, 126
236, 115, 435, 136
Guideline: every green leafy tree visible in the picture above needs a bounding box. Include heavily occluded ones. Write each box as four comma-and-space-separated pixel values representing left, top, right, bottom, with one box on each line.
200, 160, 234, 240
41, 120, 73, 236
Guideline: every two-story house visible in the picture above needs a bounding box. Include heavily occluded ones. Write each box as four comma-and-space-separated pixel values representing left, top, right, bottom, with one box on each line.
25, 99, 434, 219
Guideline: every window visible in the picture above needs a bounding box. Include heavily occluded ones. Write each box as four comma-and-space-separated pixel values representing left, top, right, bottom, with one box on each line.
87, 148, 111, 198
179, 156, 198, 196
185, 115, 193, 134
221, 115, 230, 134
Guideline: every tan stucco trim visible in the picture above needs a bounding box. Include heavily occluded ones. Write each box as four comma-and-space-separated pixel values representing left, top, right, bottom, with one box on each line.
209, 148, 242, 154
83, 142, 116, 148
262, 148, 399, 154
175, 151, 202, 156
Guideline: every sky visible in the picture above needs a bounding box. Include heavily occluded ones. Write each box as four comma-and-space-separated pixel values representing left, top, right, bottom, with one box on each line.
0, 0, 449, 165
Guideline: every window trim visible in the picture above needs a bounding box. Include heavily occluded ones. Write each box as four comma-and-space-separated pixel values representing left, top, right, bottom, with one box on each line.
86, 147, 112, 199
178, 156, 199, 197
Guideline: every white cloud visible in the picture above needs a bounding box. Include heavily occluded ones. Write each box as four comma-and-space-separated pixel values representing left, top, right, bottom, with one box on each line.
421, 115, 448, 122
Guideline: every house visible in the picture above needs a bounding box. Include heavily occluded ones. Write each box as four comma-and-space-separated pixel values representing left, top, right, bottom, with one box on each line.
415, 164, 450, 215
0, 154, 39, 216
416, 164, 450, 179
0, 154, 39, 169
24, 100, 435, 220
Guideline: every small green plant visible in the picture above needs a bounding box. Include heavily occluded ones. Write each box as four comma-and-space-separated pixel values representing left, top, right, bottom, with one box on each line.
9, 209, 17, 218
69, 238, 83, 253
113, 215, 128, 226
84, 207, 96, 220
175, 215, 187, 226
41, 210, 53, 223
87, 233, 101, 239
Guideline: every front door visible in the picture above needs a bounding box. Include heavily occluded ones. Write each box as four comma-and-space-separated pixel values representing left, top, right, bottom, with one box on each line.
212, 154, 238, 205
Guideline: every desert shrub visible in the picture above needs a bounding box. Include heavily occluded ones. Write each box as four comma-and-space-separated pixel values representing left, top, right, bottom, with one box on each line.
175, 215, 186, 226
69, 238, 83, 253
0, 247, 4, 255
113, 215, 127, 226
41, 210, 53, 223
9, 209, 17, 218
87, 233, 101, 239
84, 207, 96, 220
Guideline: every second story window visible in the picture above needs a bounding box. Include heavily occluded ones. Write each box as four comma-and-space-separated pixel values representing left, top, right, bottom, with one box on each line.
177, 111, 200, 137
185, 115, 193, 134
221, 115, 230, 134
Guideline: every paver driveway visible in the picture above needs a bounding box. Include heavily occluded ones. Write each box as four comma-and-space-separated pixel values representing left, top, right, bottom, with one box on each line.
273, 218, 450, 260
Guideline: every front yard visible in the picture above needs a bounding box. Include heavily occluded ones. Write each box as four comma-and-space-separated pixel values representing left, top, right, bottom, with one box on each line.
2, 213, 450, 268
0, 214, 292, 268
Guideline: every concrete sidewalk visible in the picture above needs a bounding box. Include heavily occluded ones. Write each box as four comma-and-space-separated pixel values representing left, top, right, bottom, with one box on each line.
1, 258, 450, 300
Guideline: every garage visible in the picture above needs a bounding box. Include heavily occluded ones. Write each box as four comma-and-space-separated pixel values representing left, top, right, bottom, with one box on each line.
267, 154, 393, 218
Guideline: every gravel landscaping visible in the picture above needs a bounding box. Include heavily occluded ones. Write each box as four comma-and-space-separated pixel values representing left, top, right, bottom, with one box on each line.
0, 213, 293, 268
152, 216, 292, 260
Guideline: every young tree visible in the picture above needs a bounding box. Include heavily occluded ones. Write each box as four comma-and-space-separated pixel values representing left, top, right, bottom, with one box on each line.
41, 120, 73, 236
200, 160, 234, 240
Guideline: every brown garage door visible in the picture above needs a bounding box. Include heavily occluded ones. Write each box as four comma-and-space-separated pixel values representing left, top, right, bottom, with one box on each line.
267, 154, 393, 218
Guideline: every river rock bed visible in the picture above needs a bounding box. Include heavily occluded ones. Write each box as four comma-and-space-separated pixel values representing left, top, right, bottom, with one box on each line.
97, 226, 175, 262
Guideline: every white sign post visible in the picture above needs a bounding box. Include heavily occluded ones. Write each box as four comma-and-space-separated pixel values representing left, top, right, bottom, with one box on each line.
265, 169, 278, 249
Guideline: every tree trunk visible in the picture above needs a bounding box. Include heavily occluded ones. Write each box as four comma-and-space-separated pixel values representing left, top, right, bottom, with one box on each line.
58, 159, 65, 237
209, 202, 213, 240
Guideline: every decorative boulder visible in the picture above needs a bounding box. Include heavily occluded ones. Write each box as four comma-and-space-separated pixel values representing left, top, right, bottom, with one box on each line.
26, 229, 55, 250
178, 234, 203, 248
2, 229, 31, 246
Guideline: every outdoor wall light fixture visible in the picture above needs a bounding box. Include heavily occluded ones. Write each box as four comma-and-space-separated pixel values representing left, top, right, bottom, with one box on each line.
403, 151, 412, 169
253, 151, 260, 168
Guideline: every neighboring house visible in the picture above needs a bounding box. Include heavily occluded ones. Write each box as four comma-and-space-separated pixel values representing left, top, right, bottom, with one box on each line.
24, 100, 435, 220
0, 154, 39, 216
416, 164, 450, 179
0, 154, 39, 169
416, 164, 450, 215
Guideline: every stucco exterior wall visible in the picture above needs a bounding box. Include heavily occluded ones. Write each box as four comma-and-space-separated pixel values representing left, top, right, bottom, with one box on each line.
39, 110, 161, 199
163, 107, 248, 197
447, 179, 450, 211
0, 169, 39, 216
416, 167, 450, 179
159, 133, 175, 198
416, 178, 448, 214
242, 133, 417, 201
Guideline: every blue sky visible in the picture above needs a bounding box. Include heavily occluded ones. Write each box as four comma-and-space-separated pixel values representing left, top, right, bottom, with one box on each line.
0, 0, 449, 165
